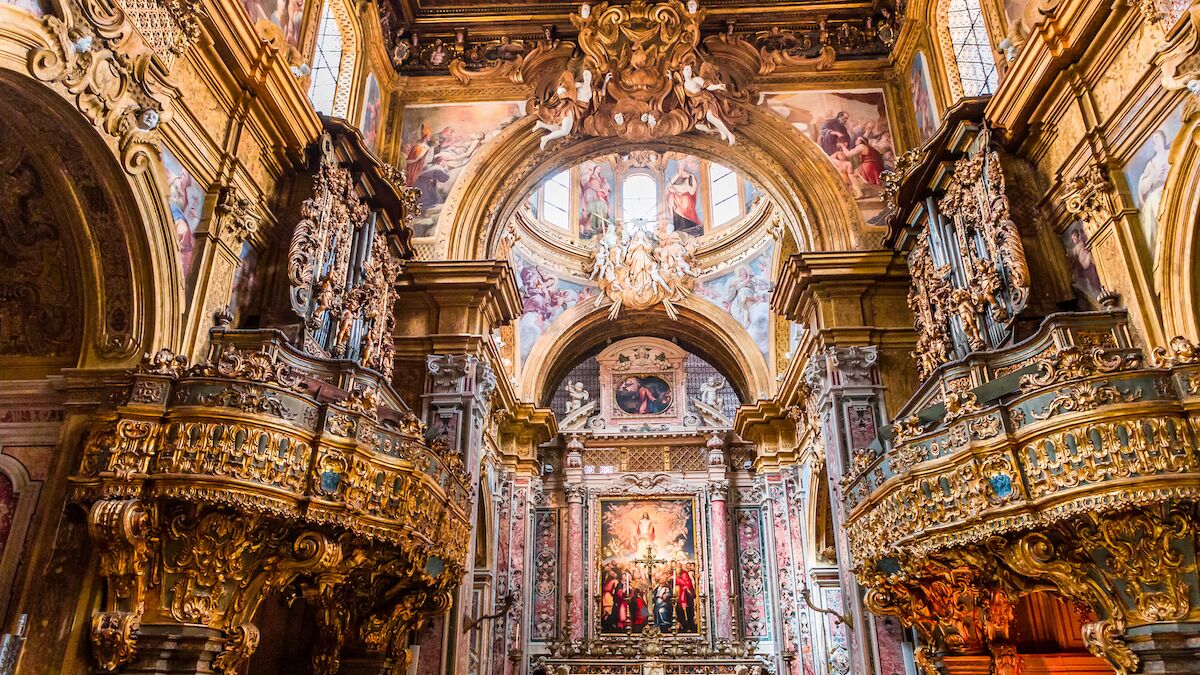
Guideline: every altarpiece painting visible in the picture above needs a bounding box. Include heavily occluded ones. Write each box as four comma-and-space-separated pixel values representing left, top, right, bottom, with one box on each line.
597, 496, 700, 636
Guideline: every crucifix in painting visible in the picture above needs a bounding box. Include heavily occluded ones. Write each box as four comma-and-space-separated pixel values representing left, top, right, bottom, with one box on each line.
597, 496, 700, 636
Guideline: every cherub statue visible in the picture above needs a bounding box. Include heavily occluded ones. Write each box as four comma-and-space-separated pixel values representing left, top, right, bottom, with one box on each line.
680, 63, 736, 145
534, 69, 594, 150
565, 381, 590, 412
698, 376, 725, 407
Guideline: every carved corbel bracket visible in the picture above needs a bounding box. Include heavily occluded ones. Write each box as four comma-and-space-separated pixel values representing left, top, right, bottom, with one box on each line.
215, 187, 263, 247
88, 499, 158, 671
1062, 162, 1118, 236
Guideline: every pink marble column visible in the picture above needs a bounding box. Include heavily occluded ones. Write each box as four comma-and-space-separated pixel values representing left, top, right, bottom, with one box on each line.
565, 482, 585, 640
709, 481, 732, 640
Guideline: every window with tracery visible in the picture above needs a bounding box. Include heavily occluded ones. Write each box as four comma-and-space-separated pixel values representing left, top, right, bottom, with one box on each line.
940, 0, 998, 99
307, 0, 357, 117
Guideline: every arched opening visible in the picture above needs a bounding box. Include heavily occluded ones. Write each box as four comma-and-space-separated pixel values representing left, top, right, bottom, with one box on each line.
937, 0, 999, 100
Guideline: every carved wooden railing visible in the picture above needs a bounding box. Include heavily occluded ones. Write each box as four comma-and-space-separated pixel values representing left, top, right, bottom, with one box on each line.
69, 330, 471, 675
842, 312, 1200, 675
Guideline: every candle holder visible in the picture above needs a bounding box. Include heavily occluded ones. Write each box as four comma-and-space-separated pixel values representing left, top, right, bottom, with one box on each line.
507, 647, 522, 664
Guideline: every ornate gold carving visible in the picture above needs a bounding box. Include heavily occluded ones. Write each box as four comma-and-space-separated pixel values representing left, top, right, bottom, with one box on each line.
1018, 345, 1143, 390
28, 0, 177, 173
1029, 381, 1141, 420
288, 141, 400, 376
524, 0, 751, 146
88, 499, 157, 670
909, 139, 1031, 380
214, 624, 260, 674
215, 187, 261, 245
1151, 336, 1200, 367
191, 344, 301, 388
1062, 163, 1116, 232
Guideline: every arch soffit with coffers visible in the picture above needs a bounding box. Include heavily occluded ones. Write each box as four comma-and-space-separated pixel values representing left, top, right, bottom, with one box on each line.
0, 20, 184, 367
435, 104, 868, 260
522, 295, 772, 409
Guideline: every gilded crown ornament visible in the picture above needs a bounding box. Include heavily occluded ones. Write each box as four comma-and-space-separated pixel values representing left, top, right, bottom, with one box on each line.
525, 0, 750, 147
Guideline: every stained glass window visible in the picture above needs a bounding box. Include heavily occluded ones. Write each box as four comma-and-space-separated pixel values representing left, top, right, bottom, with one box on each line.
945, 0, 998, 97
308, 2, 344, 115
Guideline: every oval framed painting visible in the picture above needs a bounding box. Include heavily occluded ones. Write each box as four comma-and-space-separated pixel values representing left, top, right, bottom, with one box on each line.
614, 375, 673, 415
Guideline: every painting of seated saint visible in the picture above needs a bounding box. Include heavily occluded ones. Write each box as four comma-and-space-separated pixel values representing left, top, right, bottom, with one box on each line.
615, 375, 673, 415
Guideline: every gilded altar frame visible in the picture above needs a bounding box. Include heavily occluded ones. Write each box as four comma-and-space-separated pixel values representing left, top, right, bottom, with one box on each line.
586, 474, 710, 643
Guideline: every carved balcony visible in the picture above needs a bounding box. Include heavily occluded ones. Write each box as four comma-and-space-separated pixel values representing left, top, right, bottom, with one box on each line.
69, 329, 471, 674
842, 312, 1200, 675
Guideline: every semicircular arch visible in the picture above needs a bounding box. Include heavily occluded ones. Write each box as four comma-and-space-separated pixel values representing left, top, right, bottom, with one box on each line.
0, 57, 183, 367
436, 104, 865, 259
1158, 98, 1200, 342
521, 294, 772, 407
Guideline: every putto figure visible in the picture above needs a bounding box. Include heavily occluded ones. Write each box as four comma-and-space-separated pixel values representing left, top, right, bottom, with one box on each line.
523, 0, 750, 146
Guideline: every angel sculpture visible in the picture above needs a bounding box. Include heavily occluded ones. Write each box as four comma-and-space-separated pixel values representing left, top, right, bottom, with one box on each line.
679, 63, 736, 145
698, 376, 725, 407
565, 381, 590, 412
534, 69, 594, 150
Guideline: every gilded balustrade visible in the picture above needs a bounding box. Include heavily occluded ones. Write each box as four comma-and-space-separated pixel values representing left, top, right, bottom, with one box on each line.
843, 312, 1200, 675
69, 330, 472, 674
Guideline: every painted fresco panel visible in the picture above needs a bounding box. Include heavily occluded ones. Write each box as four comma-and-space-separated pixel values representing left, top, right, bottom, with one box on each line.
160, 148, 205, 284
514, 251, 594, 364
229, 242, 259, 325
910, 52, 939, 142
696, 245, 774, 359
242, 0, 305, 47
401, 101, 523, 237
761, 90, 895, 224
360, 73, 382, 150
578, 160, 615, 241
598, 497, 699, 635
665, 155, 705, 236
1122, 102, 1184, 256
1, 0, 45, 15
1061, 221, 1103, 304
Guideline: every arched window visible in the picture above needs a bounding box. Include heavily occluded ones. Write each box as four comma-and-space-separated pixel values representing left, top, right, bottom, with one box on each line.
709, 163, 740, 226
940, 0, 998, 99
542, 170, 571, 230
621, 173, 659, 227
307, 0, 358, 117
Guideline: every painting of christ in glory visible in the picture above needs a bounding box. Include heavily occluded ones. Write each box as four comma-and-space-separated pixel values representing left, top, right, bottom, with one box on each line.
597, 497, 700, 635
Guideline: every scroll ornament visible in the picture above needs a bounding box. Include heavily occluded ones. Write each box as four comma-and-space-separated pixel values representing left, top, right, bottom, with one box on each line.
523, 0, 753, 148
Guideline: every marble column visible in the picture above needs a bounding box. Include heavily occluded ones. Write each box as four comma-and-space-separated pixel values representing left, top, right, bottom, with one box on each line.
709, 482, 732, 639
707, 432, 732, 640
564, 436, 585, 641
805, 345, 895, 675
422, 354, 497, 675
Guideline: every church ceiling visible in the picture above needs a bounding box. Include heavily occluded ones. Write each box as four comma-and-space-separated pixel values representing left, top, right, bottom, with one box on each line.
379, 0, 900, 75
